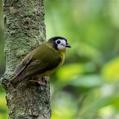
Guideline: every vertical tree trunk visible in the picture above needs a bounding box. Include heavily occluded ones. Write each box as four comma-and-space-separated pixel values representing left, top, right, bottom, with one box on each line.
2, 0, 50, 119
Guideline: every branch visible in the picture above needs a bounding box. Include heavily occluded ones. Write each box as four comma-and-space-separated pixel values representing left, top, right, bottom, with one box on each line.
2, 0, 50, 118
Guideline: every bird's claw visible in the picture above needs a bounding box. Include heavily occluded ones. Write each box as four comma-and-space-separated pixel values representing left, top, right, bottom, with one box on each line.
30, 76, 49, 86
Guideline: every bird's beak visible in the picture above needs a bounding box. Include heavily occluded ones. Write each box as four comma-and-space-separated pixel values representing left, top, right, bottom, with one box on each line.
66, 43, 71, 48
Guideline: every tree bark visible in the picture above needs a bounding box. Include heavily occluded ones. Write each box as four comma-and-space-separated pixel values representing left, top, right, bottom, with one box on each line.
1, 0, 50, 119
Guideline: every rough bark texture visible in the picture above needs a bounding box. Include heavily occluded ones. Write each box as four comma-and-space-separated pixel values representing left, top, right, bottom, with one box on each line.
1, 0, 50, 119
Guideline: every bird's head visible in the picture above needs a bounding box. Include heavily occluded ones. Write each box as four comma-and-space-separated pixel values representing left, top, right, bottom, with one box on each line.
48, 36, 71, 50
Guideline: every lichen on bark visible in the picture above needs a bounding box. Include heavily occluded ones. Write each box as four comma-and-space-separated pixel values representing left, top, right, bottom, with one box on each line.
1, 0, 50, 119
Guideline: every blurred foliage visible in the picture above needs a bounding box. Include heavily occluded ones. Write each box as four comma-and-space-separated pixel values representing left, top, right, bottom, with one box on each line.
0, 0, 119, 119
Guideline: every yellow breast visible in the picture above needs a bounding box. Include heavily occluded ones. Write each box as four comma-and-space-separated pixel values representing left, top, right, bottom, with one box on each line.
59, 50, 65, 66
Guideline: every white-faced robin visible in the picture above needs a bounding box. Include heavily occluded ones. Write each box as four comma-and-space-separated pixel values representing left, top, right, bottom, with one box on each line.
11, 36, 71, 86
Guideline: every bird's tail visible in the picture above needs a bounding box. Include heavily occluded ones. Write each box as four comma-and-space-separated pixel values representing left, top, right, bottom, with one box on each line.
10, 74, 25, 88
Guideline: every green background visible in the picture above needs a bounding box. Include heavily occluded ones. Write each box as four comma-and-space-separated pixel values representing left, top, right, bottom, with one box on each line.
0, 0, 119, 119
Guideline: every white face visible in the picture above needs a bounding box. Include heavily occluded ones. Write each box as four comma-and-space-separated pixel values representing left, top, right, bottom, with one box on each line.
55, 39, 67, 50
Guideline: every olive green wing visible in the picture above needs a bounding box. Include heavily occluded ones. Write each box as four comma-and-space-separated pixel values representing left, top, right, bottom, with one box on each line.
21, 46, 61, 79
12, 45, 45, 78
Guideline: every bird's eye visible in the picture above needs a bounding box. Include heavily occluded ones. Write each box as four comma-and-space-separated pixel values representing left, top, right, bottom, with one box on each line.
56, 40, 61, 44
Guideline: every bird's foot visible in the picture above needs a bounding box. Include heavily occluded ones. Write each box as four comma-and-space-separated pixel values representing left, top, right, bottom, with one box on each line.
30, 76, 49, 86
42, 76, 49, 83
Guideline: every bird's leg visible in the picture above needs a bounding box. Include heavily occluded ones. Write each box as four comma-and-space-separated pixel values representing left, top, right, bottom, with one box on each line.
42, 76, 49, 84
30, 76, 49, 86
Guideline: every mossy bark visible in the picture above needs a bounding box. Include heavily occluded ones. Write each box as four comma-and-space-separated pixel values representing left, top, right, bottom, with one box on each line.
2, 0, 50, 119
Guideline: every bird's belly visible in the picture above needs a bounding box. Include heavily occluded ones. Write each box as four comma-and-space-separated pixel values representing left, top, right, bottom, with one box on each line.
37, 54, 65, 78
38, 61, 63, 77
41, 69, 55, 76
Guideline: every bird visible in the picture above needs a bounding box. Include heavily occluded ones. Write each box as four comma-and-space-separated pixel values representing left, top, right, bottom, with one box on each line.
11, 36, 71, 87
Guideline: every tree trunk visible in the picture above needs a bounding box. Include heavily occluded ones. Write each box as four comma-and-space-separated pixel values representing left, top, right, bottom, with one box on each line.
1, 0, 50, 119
